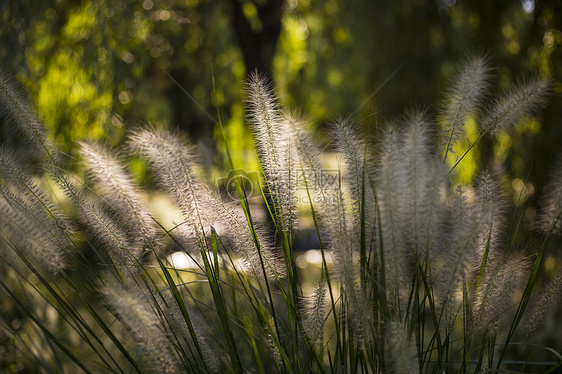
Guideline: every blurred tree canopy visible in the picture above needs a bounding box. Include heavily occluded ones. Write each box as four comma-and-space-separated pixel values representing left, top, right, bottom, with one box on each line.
0, 0, 561, 194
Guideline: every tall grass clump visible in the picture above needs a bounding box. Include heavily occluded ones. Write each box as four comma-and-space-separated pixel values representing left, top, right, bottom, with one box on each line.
0, 57, 561, 373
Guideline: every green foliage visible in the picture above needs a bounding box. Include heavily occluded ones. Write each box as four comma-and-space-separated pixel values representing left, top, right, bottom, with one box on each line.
1, 57, 562, 373
1, 0, 245, 151
2, 0, 562, 186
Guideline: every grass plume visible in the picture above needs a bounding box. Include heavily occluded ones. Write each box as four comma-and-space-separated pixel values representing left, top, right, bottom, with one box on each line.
245, 72, 297, 234
441, 55, 492, 162
0, 57, 560, 373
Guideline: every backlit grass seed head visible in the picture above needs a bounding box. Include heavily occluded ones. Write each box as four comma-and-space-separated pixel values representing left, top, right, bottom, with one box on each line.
52, 171, 141, 266
264, 320, 283, 369
130, 128, 283, 278
245, 72, 297, 233
333, 118, 377, 253
376, 126, 409, 314
480, 77, 550, 137
104, 285, 179, 373
0, 71, 49, 159
285, 111, 345, 249
288, 115, 354, 274
441, 55, 492, 159
333, 118, 368, 201
160, 292, 220, 372
472, 251, 530, 336
0, 193, 67, 275
245, 72, 283, 170
471, 172, 506, 273
525, 266, 562, 336
324, 175, 354, 270
401, 109, 433, 175
129, 128, 213, 234
536, 158, 562, 235
0, 148, 72, 237
385, 320, 419, 374
283, 111, 329, 225
323, 184, 373, 343
399, 110, 447, 257
407, 158, 447, 258
433, 185, 477, 328
302, 281, 327, 347
0, 151, 73, 275
0, 184, 72, 253
83, 202, 139, 266
211, 192, 284, 280
283, 110, 321, 172
79, 142, 157, 252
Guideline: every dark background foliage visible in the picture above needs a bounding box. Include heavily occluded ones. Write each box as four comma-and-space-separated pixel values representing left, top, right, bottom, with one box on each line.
0, 0, 561, 220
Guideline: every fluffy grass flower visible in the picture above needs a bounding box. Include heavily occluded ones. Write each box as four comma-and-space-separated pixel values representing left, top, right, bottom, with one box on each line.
441, 55, 492, 161
536, 158, 562, 235
80, 142, 158, 260
245, 72, 297, 233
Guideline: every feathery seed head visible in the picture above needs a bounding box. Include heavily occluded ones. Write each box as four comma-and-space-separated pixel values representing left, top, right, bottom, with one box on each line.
0, 149, 73, 275
302, 281, 327, 347
128, 128, 209, 224
471, 172, 506, 273
244, 72, 284, 170
385, 320, 419, 374
51, 170, 143, 269
0, 148, 73, 235
440, 55, 492, 158
104, 284, 179, 373
245, 72, 297, 233
285, 111, 345, 249
321, 176, 373, 342
403, 108, 433, 159
245, 72, 282, 138
536, 157, 562, 235
330, 121, 377, 332
79, 141, 158, 256
333, 118, 377, 254
472, 251, 530, 336
131, 128, 285, 279
0, 192, 68, 275
159, 292, 220, 372
525, 266, 562, 336
83, 202, 139, 266
480, 77, 550, 137
399, 110, 447, 256
283, 110, 322, 172
211, 192, 285, 280
0, 71, 49, 159
333, 117, 369, 194
376, 125, 410, 313
432, 185, 479, 328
